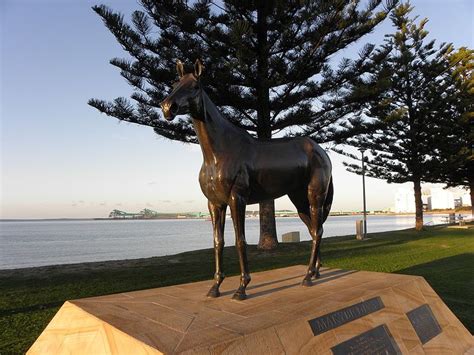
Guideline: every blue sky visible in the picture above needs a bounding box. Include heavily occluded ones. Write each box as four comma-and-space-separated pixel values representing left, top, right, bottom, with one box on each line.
1, 0, 473, 219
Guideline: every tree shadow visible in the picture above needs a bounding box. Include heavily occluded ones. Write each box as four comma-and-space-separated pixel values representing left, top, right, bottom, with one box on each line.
319, 226, 469, 260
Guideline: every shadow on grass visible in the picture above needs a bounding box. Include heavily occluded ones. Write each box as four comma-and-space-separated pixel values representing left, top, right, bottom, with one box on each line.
0, 301, 63, 318
397, 253, 474, 334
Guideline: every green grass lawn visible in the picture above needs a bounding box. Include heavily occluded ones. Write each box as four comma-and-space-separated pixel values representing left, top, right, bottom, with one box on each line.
0, 225, 473, 354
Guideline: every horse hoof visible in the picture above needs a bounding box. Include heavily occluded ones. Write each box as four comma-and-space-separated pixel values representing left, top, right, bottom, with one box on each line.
207, 286, 220, 298
315, 271, 321, 279
232, 291, 247, 301
302, 278, 313, 287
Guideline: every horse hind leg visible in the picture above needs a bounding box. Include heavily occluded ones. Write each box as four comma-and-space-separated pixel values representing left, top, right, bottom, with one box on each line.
302, 186, 327, 287
315, 177, 333, 278
288, 191, 318, 285
229, 191, 251, 301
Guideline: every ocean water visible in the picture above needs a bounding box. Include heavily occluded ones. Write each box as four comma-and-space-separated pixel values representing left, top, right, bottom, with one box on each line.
0, 214, 457, 269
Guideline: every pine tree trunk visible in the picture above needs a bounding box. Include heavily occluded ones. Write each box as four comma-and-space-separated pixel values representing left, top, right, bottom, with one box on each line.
255, 3, 278, 250
413, 179, 424, 231
258, 200, 278, 250
470, 176, 474, 218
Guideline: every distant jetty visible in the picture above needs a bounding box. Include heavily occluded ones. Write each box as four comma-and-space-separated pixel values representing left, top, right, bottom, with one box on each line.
107, 209, 205, 220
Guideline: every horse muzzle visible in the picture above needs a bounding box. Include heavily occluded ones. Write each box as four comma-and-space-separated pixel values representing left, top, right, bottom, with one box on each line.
160, 100, 179, 120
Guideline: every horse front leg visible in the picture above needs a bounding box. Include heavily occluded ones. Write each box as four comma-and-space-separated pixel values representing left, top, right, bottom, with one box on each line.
229, 192, 251, 300
207, 201, 227, 298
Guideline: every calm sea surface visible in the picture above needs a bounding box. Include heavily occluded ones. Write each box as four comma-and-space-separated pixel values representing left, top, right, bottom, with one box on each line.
0, 214, 458, 269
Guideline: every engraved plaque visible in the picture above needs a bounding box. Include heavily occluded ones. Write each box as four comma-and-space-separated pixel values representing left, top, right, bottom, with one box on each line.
308, 297, 384, 335
407, 304, 442, 344
331, 324, 402, 355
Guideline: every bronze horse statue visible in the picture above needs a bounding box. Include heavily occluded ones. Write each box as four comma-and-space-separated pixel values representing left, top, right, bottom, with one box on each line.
160, 60, 333, 300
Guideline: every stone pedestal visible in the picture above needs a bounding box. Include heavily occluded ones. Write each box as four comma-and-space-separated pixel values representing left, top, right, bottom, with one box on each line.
282, 231, 300, 243
356, 220, 364, 240
28, 266, 473, 354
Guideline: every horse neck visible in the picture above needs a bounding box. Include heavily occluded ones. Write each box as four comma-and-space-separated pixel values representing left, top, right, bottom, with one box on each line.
192, 92, 246, 163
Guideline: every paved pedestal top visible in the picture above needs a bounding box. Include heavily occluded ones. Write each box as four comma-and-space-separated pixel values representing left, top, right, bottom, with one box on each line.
28, 265, 474, 354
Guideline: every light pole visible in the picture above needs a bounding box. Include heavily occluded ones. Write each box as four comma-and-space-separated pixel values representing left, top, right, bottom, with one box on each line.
360, 148, 367, 239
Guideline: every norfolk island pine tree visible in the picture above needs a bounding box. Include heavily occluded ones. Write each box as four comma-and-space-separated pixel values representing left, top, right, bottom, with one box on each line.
430, 47, 474, 216
334, 2, 468, 230
89, 0, 399, 248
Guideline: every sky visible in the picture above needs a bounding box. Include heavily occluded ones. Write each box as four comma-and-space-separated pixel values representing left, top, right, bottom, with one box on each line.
1, 0, 473, 219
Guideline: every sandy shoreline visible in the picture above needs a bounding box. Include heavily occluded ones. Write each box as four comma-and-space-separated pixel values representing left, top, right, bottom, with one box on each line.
0, 250, 201, 279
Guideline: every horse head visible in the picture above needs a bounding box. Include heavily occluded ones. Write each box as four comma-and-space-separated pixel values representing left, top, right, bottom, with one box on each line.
160, 59, 204, 120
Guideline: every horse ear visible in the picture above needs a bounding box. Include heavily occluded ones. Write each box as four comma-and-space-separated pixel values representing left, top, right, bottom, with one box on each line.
194, 59, 203, 78
176, 60, 185, 78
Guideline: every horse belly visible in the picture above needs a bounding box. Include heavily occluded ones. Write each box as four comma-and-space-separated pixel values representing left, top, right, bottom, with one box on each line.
247, 166, 308, 204
247, 143, 312, 203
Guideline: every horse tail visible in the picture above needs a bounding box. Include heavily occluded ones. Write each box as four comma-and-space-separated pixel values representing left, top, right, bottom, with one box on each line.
323, 177, 333, 223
